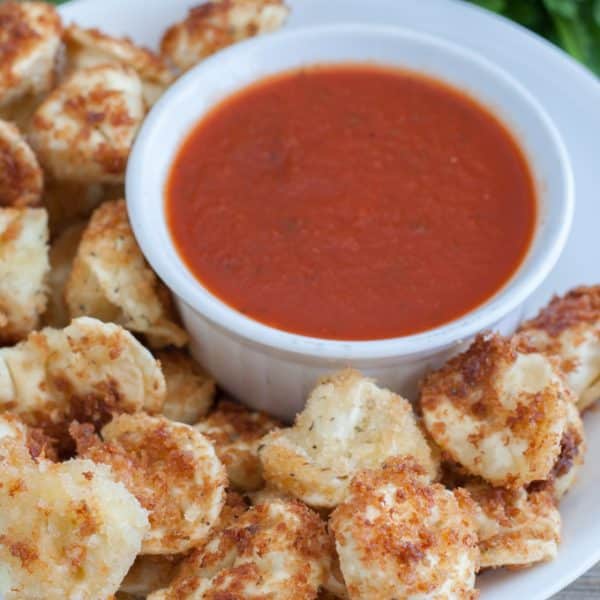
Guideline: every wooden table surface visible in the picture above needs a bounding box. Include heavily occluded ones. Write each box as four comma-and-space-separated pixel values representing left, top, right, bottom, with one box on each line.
554, 562, 599, 598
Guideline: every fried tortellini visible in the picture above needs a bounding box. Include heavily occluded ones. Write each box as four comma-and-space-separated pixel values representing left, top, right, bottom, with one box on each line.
160, 0, 288, 72
0, 437, 149, 600
0, 207, 49, 344
64, 24, 174, 107
0, 2, 62, 109
0, 120, 43, 208
66, 199, 188, 348
518, 286, 600, 411
158, 349, 215, 423
421, 334, 573, 488
259, 369, 439, 509
550, 401, 586, 499
30, 64, 145, 183
330, 458, 479, 600
0, 317, 165, 442
465, 480, 561, 570
195, 399, 280, 492
72, 413, 227, 555
149, 499, 331, 600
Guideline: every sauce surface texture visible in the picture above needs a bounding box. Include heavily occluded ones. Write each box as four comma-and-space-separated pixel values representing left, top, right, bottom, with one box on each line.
167, 65, 536, 340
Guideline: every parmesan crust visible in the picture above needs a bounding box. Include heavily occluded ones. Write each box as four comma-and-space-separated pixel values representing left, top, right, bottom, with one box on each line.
66, 200, 188, 348
158, 350, 215, 423
0, 2, 62, 108
194, 399, 280, 491
0, 438, 149, 600
0, 207, 49, 343
330, 457, 479, 599
421, 334, 571, 487
517, 286, 600, 411
72, 413, 227, 555
0, 317, 165, 446
30, 64, 144, 183
0, 119, 43, 208
160, 0, 288, 72
149, 499, 331, 599
64, 24, 174, 107
259, 369, 439, 508
119, 493, 248, 596
466, 481, 561, 569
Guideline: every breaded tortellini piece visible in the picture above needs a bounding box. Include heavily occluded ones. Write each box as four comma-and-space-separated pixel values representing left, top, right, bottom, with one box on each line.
466, 481, 561, 569
158, 349, 215, 423
0, 2, 62, 108
64, 24, 174, 107
517, 286, 600, 411
0, 438, 149, 600
0, 120, 43, 207
0, 207, 49, 343
0, 317, 165, 441
160, 0, 289, 72
120, 492, 248, 597
149, 499, 331, 599
421, 334, 572, 488
44, 220, 86, 328
72, 413, 227, 555
195, 399, 280, 492
330, 458, 479, 600
66, 199, 188, 348
30, 64, 145, 183
259, 369, 439, 509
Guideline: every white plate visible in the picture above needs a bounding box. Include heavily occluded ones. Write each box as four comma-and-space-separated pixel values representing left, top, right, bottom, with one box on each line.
58, 1, 600, 598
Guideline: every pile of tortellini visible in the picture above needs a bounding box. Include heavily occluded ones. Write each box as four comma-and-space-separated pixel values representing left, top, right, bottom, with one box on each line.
0, 2, 599, 599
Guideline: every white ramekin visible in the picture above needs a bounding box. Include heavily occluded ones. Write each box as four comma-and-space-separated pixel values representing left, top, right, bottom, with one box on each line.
126, 24, 574, 421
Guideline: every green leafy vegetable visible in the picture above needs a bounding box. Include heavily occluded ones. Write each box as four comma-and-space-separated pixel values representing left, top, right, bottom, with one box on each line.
467, 0, 600, 75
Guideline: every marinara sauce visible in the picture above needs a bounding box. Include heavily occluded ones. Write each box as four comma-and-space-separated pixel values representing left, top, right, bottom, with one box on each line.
166, 65, 536, 340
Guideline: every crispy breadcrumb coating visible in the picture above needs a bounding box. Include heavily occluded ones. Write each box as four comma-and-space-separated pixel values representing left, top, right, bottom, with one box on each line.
517, 286, 600, 411
0, 438, 149, 600
64, 24, 174, 107
0, 119, 43, 208
30, 64, 144, 183
158, 350, 215, 423
330, 457, 479, 600
0, 317, 165, 447
260, 369, 439, 509
120, 494, 248, 596
72, 413, 227, 555
0, 2, 62, 108
195, 399, 280, 491
466, 481, 561, 569
66, 200, 188, 348
0, 207, 49, 344
149, 499, 331, 599
160, 0, 288, 72
421, 334, 571, 487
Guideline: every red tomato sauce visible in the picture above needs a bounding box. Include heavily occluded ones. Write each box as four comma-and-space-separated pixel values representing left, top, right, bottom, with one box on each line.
166, 65, 536, 340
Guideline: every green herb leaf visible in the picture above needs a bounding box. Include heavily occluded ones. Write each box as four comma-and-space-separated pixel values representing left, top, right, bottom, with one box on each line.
468, 0, 507, 11
593, 0, 600, 25
465, 0, 600, 76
